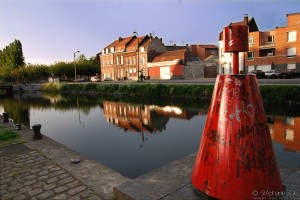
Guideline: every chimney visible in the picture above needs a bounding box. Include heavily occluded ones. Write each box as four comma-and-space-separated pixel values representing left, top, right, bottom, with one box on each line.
149, 33, 152, 37
186, 44, 188, 47
118, 36, 122, 43
244, 14, 248, 26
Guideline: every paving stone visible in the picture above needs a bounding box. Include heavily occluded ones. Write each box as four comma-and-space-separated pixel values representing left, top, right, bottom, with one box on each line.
58, 176, 74, 185
53, 193, 68, 200
28, 188, 43, 197
68, 185, 87, 195
58, 173, 70, 179
0, 147, 102, 200
8, 183, 23, 191
43, 183, 56, 190
24, 179, 37, 186
54, 185, 69, 194
14, 194, 27, 200
67, 180, 81, 188
37, 190, 54, 199
46, 176, 58, 183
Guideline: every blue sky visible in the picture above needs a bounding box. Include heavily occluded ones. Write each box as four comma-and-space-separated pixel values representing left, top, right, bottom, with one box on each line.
0, 0, 299, 64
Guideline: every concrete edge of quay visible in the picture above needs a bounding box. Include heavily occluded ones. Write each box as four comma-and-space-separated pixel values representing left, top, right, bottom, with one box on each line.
1, 116, 300, 200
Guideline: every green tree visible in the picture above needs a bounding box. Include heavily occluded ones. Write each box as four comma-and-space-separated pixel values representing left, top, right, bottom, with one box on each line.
1, 39, 25, 68
0, 39, 25, 82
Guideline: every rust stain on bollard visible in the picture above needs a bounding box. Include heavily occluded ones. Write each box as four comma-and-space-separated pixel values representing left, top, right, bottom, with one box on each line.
32, 124, 43, 140
192, 75, 283, 199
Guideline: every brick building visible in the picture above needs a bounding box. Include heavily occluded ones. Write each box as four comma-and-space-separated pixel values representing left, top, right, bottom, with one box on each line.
245, 12, 300, 72
219, 13, 300, 74
190, 44, 218, 60
147, 49, 191, 80
100, 34, 166, 81
100, 34, 218, 80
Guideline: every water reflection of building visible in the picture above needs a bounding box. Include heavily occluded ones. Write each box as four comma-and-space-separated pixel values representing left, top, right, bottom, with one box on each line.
102, 101, 199, 133
268, 116, 300, 152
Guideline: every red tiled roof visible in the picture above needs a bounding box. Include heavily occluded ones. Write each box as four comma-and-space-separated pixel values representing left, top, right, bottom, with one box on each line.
152, 49, 186, 62
126, 35, 148, 51
195, 44, 218, 49
104, 35, 135, 50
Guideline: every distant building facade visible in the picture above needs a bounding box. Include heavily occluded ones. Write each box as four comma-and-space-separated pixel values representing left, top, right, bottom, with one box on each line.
100, 34, 218, 80
219, 13, 300, 74
100, 34, 166, 81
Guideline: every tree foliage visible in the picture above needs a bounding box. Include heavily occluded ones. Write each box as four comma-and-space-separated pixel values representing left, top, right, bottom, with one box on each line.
0, 39, 25, 68
0, 39, 100, 83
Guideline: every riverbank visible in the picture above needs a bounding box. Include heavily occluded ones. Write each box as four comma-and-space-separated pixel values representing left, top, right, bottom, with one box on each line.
40, 82, 300, 105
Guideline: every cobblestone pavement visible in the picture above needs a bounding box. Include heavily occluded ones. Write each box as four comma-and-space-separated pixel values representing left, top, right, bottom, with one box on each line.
0, 150, 102, 200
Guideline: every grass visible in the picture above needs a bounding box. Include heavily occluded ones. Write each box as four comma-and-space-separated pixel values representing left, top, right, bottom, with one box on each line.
0, 126, 24, 147
41, 83, 300, 105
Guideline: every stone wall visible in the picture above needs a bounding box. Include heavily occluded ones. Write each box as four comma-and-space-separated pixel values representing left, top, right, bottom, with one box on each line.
184, 60, 218, 79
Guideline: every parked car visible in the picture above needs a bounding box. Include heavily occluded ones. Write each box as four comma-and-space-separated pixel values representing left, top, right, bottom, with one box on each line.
74, 78, 85, 82
249, 70, 265, 78
104, 77, 113, 81
264, 70, 280, 79
90, 76, 100, 82
279, 69, 300, 79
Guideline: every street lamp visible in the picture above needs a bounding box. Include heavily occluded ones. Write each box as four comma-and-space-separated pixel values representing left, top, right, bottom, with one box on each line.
133, 31, 140, 81
74, 50, 80, 82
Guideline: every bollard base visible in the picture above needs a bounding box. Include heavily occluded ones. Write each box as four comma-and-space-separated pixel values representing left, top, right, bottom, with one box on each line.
32, 124, 42, 140
192, 74, 283, 199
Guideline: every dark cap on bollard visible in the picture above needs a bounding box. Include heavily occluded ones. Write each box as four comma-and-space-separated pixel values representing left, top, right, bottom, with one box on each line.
2, 112, 9, 123
32, 124, 42, 140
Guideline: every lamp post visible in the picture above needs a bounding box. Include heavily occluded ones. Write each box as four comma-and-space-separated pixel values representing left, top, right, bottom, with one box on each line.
74, 50, 80, 82
133, 31, 140, 81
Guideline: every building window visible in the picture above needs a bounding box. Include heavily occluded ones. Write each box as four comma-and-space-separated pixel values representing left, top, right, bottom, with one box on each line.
133, 68, 136, 73
121, 56, 124, 64
287, 63, 296, 69
133, 58, 136, 65
110, 60, 113, 65
287, 31, 297, 42
116, 57, 119, 65
141, 57, 145, 65
110, 47, 114, 53
267, 49, 275, 56
129, 59, 132, 65
268, 35, 274, 43
220, 49, 224, 58
249, 37, 254, 45
287, 47, 296, 57
105, 48, 109, 54
140, 47, 145, 52
211, 49, 217, 55
102, 49, 105, 54
247, 51, 254, 60
129, 68, 132, 73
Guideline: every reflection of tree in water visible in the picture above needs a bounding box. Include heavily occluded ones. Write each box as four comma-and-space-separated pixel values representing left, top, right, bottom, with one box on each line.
149, 110, 169, 133
2, 100, 30, 126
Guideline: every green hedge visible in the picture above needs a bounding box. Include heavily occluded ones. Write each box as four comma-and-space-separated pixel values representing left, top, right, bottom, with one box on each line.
41, 83, 300, 105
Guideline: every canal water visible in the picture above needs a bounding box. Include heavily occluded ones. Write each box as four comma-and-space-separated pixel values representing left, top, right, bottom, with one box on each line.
1, 93, 299, 179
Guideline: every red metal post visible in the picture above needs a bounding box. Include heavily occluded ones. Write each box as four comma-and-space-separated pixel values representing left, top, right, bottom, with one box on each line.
233, 52, 239, 75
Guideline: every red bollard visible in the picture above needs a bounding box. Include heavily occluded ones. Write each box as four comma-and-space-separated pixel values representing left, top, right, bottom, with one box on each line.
192, 74, 283, 199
